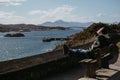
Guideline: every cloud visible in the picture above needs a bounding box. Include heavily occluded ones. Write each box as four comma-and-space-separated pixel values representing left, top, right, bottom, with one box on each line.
75, 16, 93, 22
28, 5, 107, 23
0, 11, 24, 19
71, 13, 120, 23
28, 5, 75, 23
0, 0, 27, 6
0, 5, 119, 24
29, 5, 74, 15
97, 13, 106, 17
90, 13, 120, 23
0, 11, 26, 24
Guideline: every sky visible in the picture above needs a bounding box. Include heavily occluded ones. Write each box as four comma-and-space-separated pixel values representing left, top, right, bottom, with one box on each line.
0, 0, 120, 24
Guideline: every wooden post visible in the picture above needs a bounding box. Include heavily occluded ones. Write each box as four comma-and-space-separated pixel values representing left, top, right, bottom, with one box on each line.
80, 59, 97, 78
95, 48, 102, 69
101, 53, 111, 68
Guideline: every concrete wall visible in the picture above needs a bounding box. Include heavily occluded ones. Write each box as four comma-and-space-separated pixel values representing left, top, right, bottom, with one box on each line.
0, 50, 82, 80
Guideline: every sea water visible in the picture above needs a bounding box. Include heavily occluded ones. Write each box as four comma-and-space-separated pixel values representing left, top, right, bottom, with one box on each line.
0, 29, 81, 61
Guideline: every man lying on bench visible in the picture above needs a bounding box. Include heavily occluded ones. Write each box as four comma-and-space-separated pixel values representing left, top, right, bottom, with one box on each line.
63, 27, 112, 59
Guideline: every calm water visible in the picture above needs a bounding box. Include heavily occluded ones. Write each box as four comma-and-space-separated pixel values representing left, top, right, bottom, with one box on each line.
0, 29, 81, 62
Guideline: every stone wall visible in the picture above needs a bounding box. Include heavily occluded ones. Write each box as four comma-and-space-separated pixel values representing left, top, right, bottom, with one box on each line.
0, 49, 82, 80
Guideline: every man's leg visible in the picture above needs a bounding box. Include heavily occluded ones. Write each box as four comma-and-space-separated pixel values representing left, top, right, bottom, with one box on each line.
63, 45, 90, 58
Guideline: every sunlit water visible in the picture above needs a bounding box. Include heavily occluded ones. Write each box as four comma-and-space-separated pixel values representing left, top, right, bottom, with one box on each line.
0, 29, 81, 61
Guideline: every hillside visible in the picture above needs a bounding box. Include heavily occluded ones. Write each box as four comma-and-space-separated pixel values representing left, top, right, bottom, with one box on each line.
54, 22, 120, 50
0, 24, 67, 32
66, 22, 120, 46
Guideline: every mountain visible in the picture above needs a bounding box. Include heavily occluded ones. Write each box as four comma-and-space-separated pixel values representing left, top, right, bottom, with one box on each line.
40, 20, 93, 27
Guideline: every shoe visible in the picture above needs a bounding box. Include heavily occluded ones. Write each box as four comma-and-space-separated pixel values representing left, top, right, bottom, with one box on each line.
63, 45, 69, 55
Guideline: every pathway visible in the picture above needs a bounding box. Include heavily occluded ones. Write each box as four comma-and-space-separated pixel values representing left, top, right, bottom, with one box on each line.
42, 53, 120, 80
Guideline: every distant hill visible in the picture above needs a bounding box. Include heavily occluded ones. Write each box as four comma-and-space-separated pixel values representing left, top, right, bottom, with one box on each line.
0, 24, 67, 32
40, 20, 93, 27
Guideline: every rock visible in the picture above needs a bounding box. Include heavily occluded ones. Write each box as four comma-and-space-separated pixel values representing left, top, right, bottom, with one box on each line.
4, 33, 25, 37
42, 37, 70, 42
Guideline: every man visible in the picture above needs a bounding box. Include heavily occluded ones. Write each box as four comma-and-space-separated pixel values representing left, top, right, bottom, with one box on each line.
63, 27, 111, 58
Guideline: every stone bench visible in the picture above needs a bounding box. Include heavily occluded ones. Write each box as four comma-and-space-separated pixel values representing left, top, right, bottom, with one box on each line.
79, 44, 114, 78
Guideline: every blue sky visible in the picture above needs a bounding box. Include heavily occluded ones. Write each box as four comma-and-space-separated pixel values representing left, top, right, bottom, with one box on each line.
0, 0, 120, 24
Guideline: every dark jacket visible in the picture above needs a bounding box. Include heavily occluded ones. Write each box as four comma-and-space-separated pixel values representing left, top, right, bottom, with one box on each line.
92, 34, 110, 50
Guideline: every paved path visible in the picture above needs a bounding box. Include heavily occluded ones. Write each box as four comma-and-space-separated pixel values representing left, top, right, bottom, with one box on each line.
42, 54, 120, 80
42, 64, 120, 80
42, 65, 85, 80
